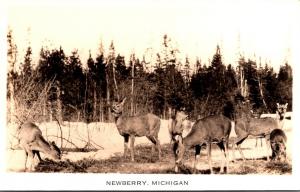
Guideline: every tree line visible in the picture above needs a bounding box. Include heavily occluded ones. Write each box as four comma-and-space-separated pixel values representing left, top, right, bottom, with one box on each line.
7, 30, 293, 124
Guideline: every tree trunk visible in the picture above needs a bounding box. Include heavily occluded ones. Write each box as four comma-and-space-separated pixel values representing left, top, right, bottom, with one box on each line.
258, 77, 269, 112
56, 81, 63, 124
131, 60, 135, 116
48, 101, 53, 122
106, 70, 111, 122
112, 61, 120, 101
8, 78, 16, 124
43, 93, 47, 122
240, 67, 248, 98
93, 83, 97, 121
99, 97, 102, 122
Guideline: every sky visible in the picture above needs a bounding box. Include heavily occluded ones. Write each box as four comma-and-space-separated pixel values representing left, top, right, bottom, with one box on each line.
5, 0, 300, 72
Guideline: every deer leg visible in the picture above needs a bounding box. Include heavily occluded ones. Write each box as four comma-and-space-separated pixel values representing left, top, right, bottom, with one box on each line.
130, 135, 135, 162
231, 139, 236, 162
235, 137, 247, 161
24, 150, 29, 172
123, 135, 130, 159
232, 137, 246, 162
265, 136, 270, 161
193, 145, 201, 173
224, 140, 229, 173
151, 143, 155, 157
155, 136, 161, 160
207, 142, 213, 174
147, 135, 160, 160
23, 145, 35, 172
237, 143, 246, 161
33, 150, 42, 164
217, 142, 226, 173
27, 150, 35, 172
36, 151, 42, 162
146, 136, 155, 159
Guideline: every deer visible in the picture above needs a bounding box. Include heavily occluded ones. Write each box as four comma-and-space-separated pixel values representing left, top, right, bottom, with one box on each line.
18, 122, 61, 171
172, 113, 232, 174
168, 110, 190, 143
111, 98, 161, 162
270, 128, 287, 162
232, 103, 288, 161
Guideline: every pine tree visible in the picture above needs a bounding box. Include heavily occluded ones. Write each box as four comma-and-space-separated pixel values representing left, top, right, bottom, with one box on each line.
276, 63, 293, 110
36, 46, 66, 123
21, 46, 33, 78
63, 50, 85, 121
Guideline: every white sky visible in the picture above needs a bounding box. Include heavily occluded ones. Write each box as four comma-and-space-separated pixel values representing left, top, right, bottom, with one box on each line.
6, 0, 300, 72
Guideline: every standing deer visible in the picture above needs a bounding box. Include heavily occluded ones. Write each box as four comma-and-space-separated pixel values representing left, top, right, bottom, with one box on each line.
18, 122, 61, 171
232, 103, 288, 161
111, 98, 161, 162
173, 114, 232, 174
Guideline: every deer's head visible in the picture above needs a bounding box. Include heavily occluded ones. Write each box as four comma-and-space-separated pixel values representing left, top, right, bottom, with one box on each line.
173, 135, 185, 166
276, 103, 288, 120
171, 111, 188, 139
112, 98, 126, 117
49, 141, 61, 160
271, 140, 287, 161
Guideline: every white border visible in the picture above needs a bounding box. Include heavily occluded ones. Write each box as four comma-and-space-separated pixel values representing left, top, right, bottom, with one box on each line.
1, 0, 300, 190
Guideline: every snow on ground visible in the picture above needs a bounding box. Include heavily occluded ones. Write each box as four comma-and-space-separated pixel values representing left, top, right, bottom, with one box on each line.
6, 119, 172, 172
6, 117, 293, 172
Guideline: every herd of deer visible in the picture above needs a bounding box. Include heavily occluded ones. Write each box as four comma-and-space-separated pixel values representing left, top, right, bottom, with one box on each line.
17, 98, 289, 173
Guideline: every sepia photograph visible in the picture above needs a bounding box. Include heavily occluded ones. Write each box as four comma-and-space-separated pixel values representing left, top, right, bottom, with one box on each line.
1, 0, 299, 190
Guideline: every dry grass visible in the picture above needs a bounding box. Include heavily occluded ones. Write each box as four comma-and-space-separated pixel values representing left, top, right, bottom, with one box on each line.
34, 144, 292, 174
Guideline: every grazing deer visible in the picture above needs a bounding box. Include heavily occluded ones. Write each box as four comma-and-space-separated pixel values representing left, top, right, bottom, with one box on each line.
111, 98, 161, 162
173, 114, 232, 174
232, 103, 288, 161
18, 122, 61, 171
270, 129, 287, 162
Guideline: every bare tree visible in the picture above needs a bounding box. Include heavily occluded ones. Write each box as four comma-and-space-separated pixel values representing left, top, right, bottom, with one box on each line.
130, 53, 136, 116
56, 81, 63, 124
7, 29, 18, 124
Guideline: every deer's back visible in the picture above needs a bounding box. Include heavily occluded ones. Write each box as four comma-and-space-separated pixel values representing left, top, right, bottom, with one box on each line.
236, 117, 278, 136
117, 113, 160, 137
19, 122, 43, 144
184, 115, 231, 146
270, 129, 287, 143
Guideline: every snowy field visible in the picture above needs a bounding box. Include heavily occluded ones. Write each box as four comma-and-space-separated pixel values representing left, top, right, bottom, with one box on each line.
5, 116, 293, 173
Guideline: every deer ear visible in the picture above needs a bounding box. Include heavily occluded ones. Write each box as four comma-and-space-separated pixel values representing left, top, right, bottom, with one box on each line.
121, 97, 127, 105
174, 135, 179, 141
285, 103, 288, 108
51, 141, 58, 148
184, 114, 188, 120
178, 135, 183, 144
277, 103, 279, 107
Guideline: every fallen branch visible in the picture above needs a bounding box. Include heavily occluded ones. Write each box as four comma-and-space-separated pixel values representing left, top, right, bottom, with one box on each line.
54, 115, 64, 149
46, 134, 80, 149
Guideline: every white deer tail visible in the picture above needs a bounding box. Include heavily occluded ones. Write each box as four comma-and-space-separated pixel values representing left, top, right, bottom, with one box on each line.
229, 121, 237, 138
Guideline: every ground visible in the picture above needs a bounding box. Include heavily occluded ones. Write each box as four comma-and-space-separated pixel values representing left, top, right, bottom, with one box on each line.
6, 118, 293, 174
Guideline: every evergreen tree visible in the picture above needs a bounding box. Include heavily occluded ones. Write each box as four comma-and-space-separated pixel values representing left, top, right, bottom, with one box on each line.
63, 50, 85, 121
276, 63, 293, 111
20, 46, 33, 78
35, 46, 66, 122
